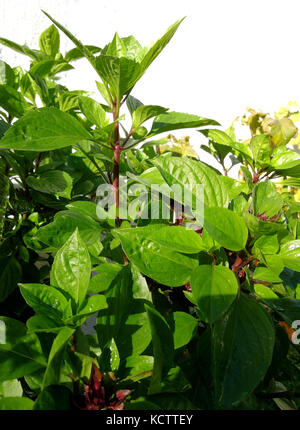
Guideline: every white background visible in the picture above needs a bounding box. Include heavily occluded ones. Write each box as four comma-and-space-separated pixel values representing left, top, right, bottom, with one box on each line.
1, 0, 300, 170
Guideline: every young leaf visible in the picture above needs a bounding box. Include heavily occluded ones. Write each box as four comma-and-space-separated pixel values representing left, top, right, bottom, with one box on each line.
67, 294, 108, 325
190, 265, 239, 324
39, 25, 60, 58
42, 11, 97, 67
51, 228, 91, 306
0, 107, 92, 152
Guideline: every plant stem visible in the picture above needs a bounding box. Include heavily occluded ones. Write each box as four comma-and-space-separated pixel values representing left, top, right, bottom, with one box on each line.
112, 101, 121, 227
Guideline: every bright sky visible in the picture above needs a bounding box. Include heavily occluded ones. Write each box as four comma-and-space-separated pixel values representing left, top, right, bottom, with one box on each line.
1, 0, 300, 171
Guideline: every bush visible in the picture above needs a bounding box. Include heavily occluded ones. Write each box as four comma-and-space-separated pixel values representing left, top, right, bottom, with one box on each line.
0, 11, 299, 411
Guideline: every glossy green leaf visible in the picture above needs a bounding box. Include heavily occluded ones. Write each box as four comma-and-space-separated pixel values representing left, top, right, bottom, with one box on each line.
51, 229, 91, 305
26, 170, 73, 199
203, 207, 248, 251
0, 317, 46, 382
36, 210, 101, 249
152, 156, 229, 208
18, 283, 69, 321
39, 25, 60, 57
279, 240, 300, 272
191, 265, 239, 324
148, 111, 219, 138
114, 225, 199, 286
212, 293, 275, 407
145, 304, 174, 394
0, 107, 91, 151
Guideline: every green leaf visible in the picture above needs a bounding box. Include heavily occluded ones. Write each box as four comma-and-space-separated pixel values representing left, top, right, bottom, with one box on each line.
36, 210, 101, 249
279, 240, 300, 272
96, 264, 152, 360
253, 180, 283, 218
39, 25, 60, 58
203, 207, 248, 251
170, 311, 198, 349
212, 293, 275, 407
250, 134, 272, 167
0, 37, 42, 61
138, 18, 185, 77
95, 55, 141, 101
51, 228, 91, 305
41, 327, 75, 390
220, 176, 248, 200
0, 107, 91, 152
88, 263, 123, 294
114, 225, 199, 287
78, 96, 107, 128
18, 283, 69, 322
26, 170, 73, 199
0, 397, 34, 410
145, 304, 174, 394
68, 294, 107, 325
65, 45, 101, 62
191, 265, 239, 324
200, 129, 252, 162
0, 84, 28, 118
42, 11, 97, 67
148, 111, 219, 138
0, 317, 46, 382
152, 156, 229, 208
0, 379, 22, 398
126, 95, 143, 115
123, 355, 154, 380
253, 266, 282, 283
0, 60, 15, 86
132, 105, 168, 129
0, 256, 22, 303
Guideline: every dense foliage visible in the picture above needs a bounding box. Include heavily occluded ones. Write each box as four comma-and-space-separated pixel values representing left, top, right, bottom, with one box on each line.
0, 11, 299, 410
